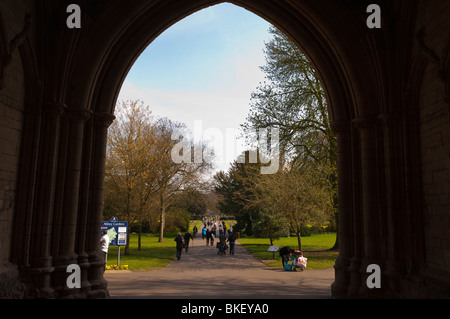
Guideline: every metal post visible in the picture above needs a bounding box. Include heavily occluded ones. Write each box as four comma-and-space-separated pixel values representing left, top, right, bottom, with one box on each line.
117, 246, 121, 269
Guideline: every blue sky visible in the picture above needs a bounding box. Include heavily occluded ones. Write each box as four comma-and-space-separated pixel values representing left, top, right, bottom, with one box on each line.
118, 3, 272, 173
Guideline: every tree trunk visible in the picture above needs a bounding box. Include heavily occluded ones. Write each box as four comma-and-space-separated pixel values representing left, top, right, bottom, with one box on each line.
124, 192, 131, 255
296, 231, 302, 251
125, 230, 130, 255
138, 219, 142, 251
330, 196, 339, 250
159, 193, 165, 242
331, 222, 339, 250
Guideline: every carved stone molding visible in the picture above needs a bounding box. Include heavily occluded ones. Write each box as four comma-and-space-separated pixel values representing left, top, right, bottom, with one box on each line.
93, 112, 116, 128
416, 27, 450, 105
9, 14, 32, 58
64, 106, 93, 122
416, 27, 440, 65
0, 13, 32, 89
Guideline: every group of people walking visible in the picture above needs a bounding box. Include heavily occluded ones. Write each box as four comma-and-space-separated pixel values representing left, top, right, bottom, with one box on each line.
174, 231, 194, 260
174, 218, 238, 260
200, 219, 236, 255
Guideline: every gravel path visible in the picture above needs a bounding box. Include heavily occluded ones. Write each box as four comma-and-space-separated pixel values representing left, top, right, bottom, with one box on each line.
104, 235, 334, 299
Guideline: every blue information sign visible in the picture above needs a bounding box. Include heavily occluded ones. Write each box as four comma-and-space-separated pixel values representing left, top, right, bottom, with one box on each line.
101, 217, 128, 246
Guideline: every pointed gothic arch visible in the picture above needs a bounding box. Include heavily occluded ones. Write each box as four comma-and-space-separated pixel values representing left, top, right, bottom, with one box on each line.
1, 0, 449, 299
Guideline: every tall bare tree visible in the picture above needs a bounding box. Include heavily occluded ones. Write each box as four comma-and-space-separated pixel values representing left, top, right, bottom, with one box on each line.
151, 117, 212, 242
104, 100, 158, 254
105, 101, 213, 245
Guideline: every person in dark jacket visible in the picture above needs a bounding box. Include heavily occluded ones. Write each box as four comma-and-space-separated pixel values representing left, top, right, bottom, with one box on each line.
218, 233, 226, 255
205, 229, 211, 246
174, 232, 184, 260
227, 232, 237, 256
184, 231, 194, 253
279, 246, 292, 268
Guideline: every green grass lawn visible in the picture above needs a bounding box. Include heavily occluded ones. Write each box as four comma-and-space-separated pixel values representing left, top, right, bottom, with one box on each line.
106, 221, 337, 271
106, 220, 204, 270
106, 233, 176, 270
105, 220, 214, 270
238, 233, 338, 270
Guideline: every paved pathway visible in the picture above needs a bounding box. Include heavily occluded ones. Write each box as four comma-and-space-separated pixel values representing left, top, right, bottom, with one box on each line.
104, 236, 334, 299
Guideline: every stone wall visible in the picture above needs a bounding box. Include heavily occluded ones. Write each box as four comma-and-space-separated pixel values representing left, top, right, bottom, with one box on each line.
417, 0, 450, 293
0, 0, 29, 298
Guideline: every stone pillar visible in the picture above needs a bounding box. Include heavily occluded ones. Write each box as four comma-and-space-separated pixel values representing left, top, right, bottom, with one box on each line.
10, 105, 42, 269
378, 113, 406, 296
330, 121, 352, 297
27, 101, 66, 298
347, 123, 364, 297
353, 117, 381, 297
53, 106, 91, 297
76, 116, 94, 298
86, 112, 115, 298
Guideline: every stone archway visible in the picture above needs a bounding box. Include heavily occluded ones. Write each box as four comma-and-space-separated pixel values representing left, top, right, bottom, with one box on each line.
2, 0, 449, 299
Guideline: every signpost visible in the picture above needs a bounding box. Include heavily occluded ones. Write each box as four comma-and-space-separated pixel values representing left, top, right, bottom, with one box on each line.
101, 217, 128, 268
267, 245, 280, 260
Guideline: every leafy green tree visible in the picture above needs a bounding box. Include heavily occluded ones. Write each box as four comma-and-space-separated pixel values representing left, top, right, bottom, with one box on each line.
170, 187, 208, 218
256, 166, 332, 251
252, 209, 289, 246
242, 26, 335, 168
213, 151, 262, 235
242, 26, 338, 247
